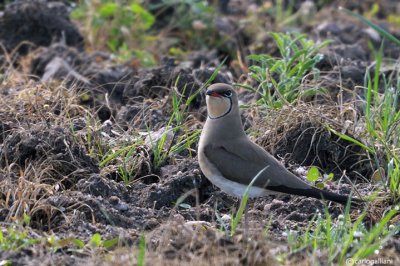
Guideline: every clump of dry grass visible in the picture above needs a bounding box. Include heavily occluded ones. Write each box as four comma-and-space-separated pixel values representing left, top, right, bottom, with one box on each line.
0, 56, 200, 230
0, 64, 99, 225
248, 101, 373, 182
95, 218, 280, 266
251, 101, 361, 152
250, 99, 398, 201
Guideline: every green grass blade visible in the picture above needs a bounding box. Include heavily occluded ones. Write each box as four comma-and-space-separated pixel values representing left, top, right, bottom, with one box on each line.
340, 7, 400, 47
137, 233, 146, 266
186, 57, 227, 104
231, 165, 270, 237
325, 126, 375, 154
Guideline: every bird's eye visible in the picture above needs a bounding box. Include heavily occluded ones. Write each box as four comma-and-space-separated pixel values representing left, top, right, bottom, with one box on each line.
222, 91, 232, 97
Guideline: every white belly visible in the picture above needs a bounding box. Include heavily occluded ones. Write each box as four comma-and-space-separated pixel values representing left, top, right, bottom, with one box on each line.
209, 173, 274, 198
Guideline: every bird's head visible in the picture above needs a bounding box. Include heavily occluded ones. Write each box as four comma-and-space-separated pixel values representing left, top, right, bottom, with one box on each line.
205, 83, 238, 119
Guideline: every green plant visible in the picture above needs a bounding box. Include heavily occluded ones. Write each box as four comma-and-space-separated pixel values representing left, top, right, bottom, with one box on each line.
341, 8, 400, 47
137, 233, 146, 266
272, 0, 315, 27
0, 221, 121, 264
99, 141, 146, 184
118, 144, 141, 184
306, 166, 320, 183
230, 166, 269, 237
0, 214, 38, 251
284, 203, 399, 264
84, 115, 103, 158
88, 233, 118, 249
324, 11, 400, 200
148, 0, 219, 52
148, 86, 201, 170
364, 46, 400, 200
71, 0, 156, 63
275, 0, 294, 25
47, 233, 118, 254
325, 126, 375, 155
0, 225, 40, 251
363, 3, 380, 19
148, 63, 224, 170
242, 32, 330, 108
306, 166, 334, 189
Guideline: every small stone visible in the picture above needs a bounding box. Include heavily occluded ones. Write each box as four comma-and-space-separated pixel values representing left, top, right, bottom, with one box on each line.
263, 203, 272, 212
114, 202, 129, 212
362, 28, 381, 42
184, 221, 212, 233
192, 20, 207, 30
285, 212, 305, 222
353, 231, 363, 238
109, 195, 120, 205
145, 218, 159, 229
264, 199, 284, 211
173, 214, 185, 223
160, 164, 176, 178
221, 214, 231, 223
144, 126, 173, 147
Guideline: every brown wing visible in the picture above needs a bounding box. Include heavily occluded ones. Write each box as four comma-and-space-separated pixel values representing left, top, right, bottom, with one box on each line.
203, 137, 311, 190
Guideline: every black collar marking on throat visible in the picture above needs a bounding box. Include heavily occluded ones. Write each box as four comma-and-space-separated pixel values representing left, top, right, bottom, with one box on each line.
208, 97, 233, 120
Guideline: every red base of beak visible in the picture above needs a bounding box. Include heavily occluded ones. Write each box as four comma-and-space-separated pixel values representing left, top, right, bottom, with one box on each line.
208, 91, 221, 97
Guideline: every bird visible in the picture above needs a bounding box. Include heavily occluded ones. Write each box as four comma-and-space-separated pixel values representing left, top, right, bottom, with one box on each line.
198, 83, 361, 206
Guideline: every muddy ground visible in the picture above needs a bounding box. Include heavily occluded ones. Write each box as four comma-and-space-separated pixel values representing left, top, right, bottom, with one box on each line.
0, 0, 399, 265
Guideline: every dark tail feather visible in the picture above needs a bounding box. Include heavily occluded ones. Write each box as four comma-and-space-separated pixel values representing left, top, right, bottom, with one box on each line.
266, 185, 363, 207
305, 187, 364, 208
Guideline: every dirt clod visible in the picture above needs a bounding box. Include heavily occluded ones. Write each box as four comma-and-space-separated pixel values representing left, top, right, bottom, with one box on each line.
0, 0, 83, 55
1, 125, 98, 187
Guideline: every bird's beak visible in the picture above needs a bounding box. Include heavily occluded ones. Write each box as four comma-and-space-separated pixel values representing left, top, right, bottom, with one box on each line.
206, 90, 221, 97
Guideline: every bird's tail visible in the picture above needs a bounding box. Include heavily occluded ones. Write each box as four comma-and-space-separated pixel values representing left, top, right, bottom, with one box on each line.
267, 185, 363, 207
308, 187, 363, 207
